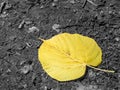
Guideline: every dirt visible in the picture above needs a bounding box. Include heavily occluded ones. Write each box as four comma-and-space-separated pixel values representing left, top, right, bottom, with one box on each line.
0, 0, 120, 90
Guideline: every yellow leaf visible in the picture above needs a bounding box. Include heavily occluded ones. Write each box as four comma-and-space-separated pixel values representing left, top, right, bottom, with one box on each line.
38, 33, 114, 81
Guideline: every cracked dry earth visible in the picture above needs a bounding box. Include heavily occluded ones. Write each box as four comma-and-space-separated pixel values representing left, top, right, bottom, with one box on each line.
0, 0, 120, 90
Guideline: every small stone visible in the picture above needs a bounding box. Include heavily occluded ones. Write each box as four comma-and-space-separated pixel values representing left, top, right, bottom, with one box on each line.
25, 18, 32, 25
44, 86, 47, 90
115, 37, 120, 42
0, 11, 8, 18
118, 74, 120, 78
25, 21, 32, 25
69, 0, 75, 4
52, 3, 57, 7
6, 69, 11, 73
40, 5, 44, 9
20, 65, 33, 74
52, 24, 60, 32
28, 26, 39, 33
22, 84, 27, 88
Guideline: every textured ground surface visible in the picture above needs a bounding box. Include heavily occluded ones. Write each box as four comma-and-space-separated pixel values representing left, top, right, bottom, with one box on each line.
0, 0, 120, 90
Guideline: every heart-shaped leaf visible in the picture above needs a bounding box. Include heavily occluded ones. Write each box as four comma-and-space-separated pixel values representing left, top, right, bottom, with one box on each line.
38, 33, 114, 81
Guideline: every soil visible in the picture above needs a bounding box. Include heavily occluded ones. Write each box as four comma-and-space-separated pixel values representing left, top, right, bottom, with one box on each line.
0, 0, 120, 90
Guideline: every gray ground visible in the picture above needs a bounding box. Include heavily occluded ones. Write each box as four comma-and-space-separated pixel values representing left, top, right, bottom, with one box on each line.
0, 0, 119, 90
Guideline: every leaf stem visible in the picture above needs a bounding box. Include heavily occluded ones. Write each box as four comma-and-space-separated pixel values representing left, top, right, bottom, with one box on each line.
38, 38, 45, 42
87, 65, 115, 73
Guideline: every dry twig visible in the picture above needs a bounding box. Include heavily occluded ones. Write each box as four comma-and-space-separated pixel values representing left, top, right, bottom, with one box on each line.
87, 0, 97, 6
0, 1, 6, 13
82, 0, 98, 8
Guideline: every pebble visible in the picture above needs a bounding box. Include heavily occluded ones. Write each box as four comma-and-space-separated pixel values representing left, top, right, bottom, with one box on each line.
44, 86, 47, 90
52, 0, 58, 7
20, 65, 33, 74
118, 74, 120, 78
52, 24, 60, 32
52, 3, 57, 7
25, 18, 32, 25
115, 37, 120, 42
0, 11, 8, 18
69, 0, 76, 4
25, 20, 32, 25
28, 26, 39, 33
